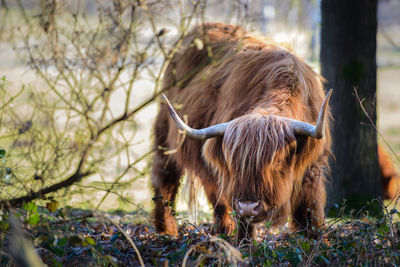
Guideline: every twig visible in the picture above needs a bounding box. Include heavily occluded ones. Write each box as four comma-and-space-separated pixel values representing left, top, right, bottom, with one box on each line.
353, 87, 400, 163
379, 23, 400, 52
105, 216, 145, 267
182, 236, 244, 267
0, 170, 94, 208
94, 149, 154, 210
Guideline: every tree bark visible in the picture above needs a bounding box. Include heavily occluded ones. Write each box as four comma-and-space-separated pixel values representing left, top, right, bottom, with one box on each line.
320, 0, 381, 214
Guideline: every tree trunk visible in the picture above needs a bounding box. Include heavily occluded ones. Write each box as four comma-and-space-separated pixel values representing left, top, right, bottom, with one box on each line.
320, 0, 381, 215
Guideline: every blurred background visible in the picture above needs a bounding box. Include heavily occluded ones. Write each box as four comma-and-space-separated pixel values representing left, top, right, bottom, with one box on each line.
0, 0, 398, 220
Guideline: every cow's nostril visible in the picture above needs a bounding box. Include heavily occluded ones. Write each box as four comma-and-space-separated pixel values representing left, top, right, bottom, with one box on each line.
236, 200, 262, 217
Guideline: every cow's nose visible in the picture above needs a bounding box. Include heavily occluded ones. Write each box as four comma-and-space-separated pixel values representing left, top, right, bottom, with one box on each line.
236, 200, 263, 217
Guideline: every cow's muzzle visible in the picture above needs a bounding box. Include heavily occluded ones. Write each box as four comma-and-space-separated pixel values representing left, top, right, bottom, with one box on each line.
236, 200, 264, 218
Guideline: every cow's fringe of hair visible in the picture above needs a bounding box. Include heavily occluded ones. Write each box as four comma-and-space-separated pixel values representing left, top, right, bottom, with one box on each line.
204, 114, 297, 207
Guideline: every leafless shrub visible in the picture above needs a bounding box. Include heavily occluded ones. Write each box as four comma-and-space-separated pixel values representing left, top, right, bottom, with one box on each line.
0, 0, 217, 210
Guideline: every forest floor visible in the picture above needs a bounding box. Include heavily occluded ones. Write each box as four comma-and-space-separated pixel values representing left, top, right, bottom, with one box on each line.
1, 203, 400, 266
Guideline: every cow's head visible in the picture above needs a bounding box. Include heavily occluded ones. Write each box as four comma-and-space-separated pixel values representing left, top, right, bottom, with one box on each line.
161, 90, 331, 222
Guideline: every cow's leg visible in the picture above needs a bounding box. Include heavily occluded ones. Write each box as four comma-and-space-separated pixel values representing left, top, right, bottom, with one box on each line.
151, 150, 183, 236
200, 169, 257, 241
236, 219, 255, 242
200, 174, 236, 236
291, 164, 326, 237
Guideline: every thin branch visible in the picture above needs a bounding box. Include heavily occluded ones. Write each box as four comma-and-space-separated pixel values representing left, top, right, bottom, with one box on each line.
379, 23, 400, 52
106, 217, 145, 267
353, 87, 400, 163
1, 170, 94, 208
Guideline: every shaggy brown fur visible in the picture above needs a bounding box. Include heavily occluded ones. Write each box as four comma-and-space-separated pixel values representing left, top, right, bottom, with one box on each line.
378, 145, 400, 199
151, 23, 332, 241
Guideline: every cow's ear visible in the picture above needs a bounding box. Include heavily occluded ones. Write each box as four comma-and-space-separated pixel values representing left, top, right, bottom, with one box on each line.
202, 138, 225, 169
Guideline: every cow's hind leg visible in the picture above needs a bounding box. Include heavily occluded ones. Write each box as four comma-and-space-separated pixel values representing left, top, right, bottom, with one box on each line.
291, 164, 326, 238
151, 150, 183, 236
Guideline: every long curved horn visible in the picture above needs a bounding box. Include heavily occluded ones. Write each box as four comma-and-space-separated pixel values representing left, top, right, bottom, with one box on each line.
162, 89, 332, 140
161, 94, 230, 140
286, 89, 332, 139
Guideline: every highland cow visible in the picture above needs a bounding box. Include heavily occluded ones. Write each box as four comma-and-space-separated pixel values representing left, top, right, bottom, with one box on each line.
151, 23, 332, 241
